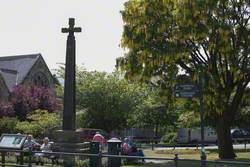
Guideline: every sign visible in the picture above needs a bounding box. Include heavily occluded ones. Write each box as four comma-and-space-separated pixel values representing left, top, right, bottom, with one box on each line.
174, 84, 199, 98
0, 134, 27, 149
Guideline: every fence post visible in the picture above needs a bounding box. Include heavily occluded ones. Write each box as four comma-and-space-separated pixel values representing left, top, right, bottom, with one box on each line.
98, 151, 102, 167
1, 151, 5, 167
174, 154, 178, 167
89, 142, 100, 167
28, 146, 32, 167
201, 148, 207, 167
20, 152, 24, 165
108, 138, 121, 167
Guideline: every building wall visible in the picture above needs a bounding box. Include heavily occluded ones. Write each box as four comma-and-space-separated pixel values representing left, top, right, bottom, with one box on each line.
23, 57, 54, 89
0, 75, 9, 101
0, 56, 55, 101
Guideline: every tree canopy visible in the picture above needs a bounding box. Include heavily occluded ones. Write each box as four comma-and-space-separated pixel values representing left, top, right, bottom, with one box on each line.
11, 85, 57, 120
118, 0, 250, 159
0, 85, 57, 120
57, 65, 171, 133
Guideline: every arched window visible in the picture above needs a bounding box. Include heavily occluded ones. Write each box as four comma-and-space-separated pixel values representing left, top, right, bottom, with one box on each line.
32, 72, 49, 88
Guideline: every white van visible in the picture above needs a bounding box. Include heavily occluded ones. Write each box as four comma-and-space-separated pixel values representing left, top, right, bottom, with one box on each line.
177, 127, 217, 143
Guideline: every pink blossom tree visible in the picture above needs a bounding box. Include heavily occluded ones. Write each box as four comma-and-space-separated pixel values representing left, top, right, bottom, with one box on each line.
10, 85, 56, 120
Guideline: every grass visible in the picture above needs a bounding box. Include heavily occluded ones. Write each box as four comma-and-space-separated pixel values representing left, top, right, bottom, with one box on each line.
122, 149, 250, 167
1, 149, 250, 167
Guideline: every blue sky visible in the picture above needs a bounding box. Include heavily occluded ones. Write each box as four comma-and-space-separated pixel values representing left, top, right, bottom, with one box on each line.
0, 0, 127, 72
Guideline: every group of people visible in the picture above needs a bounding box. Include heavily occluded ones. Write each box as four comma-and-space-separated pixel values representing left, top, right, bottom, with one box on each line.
91, 132, 144, 159
18, 132, 145, 165
122, 137, 144, 157
21, 134, 56, 165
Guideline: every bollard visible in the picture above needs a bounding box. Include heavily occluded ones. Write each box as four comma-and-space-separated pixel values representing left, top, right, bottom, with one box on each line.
98, 151, 102, 167
1, 152, 5, 167
20, 152, 24, 165
108, 138, 121, 167
28, 146, 32, 167
89, 142, 100, 167
151, 142, 154, 151
200, 148, 207, 167
174, 154, 178, 167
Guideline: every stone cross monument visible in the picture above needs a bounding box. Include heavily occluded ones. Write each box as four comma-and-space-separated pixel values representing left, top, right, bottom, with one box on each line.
62, 18, 81, 131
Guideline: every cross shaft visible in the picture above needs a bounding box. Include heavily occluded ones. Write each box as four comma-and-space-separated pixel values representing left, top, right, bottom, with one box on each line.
61, 18, 81, 131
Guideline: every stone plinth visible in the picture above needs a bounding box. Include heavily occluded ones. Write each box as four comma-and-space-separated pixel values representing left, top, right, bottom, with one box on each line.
52, 130, 88, 153
52, 130, 89, 167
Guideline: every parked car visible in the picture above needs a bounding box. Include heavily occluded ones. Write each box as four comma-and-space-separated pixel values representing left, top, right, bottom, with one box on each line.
231, 128, 250, 141
244, 129, 250, 138
120, 128, 163, 143
231, 129, 244, 138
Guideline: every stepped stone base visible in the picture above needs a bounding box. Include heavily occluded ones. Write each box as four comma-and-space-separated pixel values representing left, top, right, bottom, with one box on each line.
52, 130, 89, 153
53, 130, 82, 143
52, 130, 90, 167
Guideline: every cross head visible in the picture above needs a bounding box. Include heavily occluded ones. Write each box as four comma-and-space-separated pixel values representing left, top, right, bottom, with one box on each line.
62, 18, 81, 35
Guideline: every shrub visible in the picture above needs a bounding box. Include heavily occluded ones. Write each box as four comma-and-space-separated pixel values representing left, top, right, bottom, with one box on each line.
75, 159, 89, 167
160, 132, 177, 144
0, 117, 19, 135
16, 109, 61, 138
11, 85, 57, 120
76, 110, 88, 128
0, 102, 15, 117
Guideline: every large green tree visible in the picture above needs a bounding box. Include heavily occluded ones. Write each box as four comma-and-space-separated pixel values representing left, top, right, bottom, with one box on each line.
57, 65, 163, 133
117, 0, 250, 159
75, 70, 140, 132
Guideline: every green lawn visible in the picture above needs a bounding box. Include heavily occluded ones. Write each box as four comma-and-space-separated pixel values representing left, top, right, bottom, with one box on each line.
123, 162, 248, 167
122, 149, 250, 167
1, 149, 250, 167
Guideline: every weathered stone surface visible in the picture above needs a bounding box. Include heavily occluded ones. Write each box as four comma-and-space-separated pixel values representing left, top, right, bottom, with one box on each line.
62, 18, 81, 131
52, 130, 88, 153
53, 18, 82, 167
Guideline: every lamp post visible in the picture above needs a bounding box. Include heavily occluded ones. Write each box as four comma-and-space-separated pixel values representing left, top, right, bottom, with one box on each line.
199, 66, 206, 167
173, 71, 206, 167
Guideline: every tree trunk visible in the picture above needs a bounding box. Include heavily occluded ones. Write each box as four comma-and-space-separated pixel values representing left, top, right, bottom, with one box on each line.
216, 116, 236, 159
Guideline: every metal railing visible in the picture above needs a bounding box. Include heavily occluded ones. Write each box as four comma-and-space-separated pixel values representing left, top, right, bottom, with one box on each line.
0, 148, 250, 167
137, 141, 250, 149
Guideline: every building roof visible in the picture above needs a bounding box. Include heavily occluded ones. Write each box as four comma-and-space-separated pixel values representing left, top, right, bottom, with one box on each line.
0, 53, 41, 91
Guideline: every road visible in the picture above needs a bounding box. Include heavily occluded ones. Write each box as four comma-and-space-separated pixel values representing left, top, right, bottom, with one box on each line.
152, 144, 250, 151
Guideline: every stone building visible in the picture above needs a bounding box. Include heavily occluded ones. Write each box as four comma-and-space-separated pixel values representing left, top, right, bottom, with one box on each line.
0, 53, 54, 101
